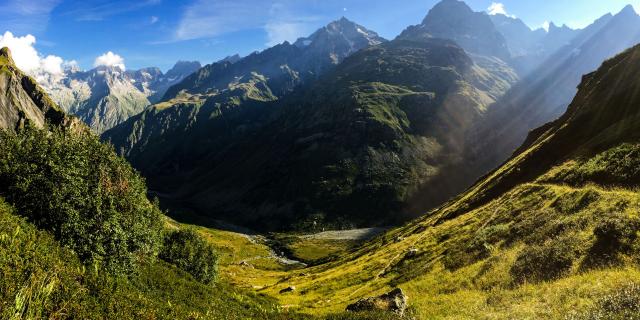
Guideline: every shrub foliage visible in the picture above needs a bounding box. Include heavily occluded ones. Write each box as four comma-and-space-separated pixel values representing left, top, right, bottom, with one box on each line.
510, 236, 578, 284
0, 126, 163, 273
160, 228, 219, 284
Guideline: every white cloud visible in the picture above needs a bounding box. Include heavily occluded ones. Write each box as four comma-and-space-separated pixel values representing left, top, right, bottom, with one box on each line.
40, 55, 63, 75
0, 31, 67, 82
62, 60, 79, 71
94, 51, 126, 70
0, 0, 61, 34
174, 0, 320, 47
176, 0, 265, 41
265, 21, 309, 47
487, 2, 515, 18
541, 21, 551, 32
62, 0, 161, 22
0, 32, 40, 71
150, 16, 159, 24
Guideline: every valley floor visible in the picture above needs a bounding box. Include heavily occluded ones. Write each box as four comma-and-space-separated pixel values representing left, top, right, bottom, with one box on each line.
189, 177, 640, 319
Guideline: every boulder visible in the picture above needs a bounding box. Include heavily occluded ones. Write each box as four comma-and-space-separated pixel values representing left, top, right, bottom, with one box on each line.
346, 288, 408, 315
279, 286, 296, 294
406, 248, 419, 258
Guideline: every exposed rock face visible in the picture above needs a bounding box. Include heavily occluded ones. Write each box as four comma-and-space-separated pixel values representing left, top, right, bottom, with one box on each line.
138, 61, 202, 103
490, 14, 579, 75
0, 47, 78, 131
346, 288, 408, 315
279, 286, 296, 294
41, 60, 201, 133
398, 0, 510, 61
162, 17, 386, 101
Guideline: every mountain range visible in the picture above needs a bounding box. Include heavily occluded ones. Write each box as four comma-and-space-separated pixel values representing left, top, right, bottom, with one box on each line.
41, 60, 200, 133
103, 12, 523, 230
468, 4, 640, 180
3, 0, 640, 318
103, 0, 640, 231
255, 41, 640, 319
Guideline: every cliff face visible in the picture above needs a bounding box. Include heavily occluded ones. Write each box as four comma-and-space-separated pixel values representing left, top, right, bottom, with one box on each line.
0, 47, 79, 131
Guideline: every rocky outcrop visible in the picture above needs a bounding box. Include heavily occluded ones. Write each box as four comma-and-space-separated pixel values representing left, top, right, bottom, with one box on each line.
0, 47, 79, 132
41, 60, 201, 134
279, 286, 296, 294
161, 17, 386, 101
346, 288, 408, 315
398, 0, 510, 61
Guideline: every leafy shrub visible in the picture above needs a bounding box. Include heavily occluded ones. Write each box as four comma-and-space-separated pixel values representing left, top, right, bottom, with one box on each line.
507, 208, 557, 245
159, 228, 218, 284
550, 190, 600, 214
0, 199, 304, 319
442, 224, 511, 271
584, 214, 640, 267
510, 237, 578, 284
547, 144, 640, 186
0, 126, 163, 274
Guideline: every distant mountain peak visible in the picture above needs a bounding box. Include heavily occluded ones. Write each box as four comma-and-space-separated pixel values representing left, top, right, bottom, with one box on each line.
620, 4, 638, 15
219, 54, 241, 64
425, 0, 474, 23
165, 60, 201, 78
399, 0, 510, 60
294, 17, 386, 49
0, 47, 15, 65
547, 22, 574, 33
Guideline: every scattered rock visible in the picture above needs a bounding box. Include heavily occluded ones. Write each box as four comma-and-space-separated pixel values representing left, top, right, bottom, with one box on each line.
279, 286, 296, 294
406, 248, 419, 258
346, 288, 408, 315
239, 260, 252, 268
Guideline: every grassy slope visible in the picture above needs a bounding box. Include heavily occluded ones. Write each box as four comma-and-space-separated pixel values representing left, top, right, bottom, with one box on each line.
196, 45, 640, 319
198, 149, 640, 319
0, 198, 309, 320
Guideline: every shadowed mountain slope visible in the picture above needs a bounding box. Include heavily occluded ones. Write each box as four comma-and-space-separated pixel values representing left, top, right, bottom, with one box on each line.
467, 5, 640, 181
105, 36, 517, 231
244, 41, 640, 320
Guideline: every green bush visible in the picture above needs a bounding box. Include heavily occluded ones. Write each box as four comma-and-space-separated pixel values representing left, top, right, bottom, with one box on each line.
0, 199, 306, 319
510, 237, 578, 284
548, 144, 640, 186
159, 228, 219, 284
0, 126, 163, 274
584, 214, 640, 267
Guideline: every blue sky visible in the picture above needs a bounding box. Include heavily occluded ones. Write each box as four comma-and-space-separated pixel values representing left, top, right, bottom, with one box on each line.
0, 0, 638, 72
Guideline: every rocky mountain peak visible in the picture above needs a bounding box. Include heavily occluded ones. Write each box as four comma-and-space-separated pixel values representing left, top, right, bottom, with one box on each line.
294, 17, 386, 49
398, 0, 510, 60
165, 61, 201, 78
0, 47, 15, 66
423, 0, 474, 24
547, 22, 573, 33
619, 4, 638, 16
219, 54, 241, 64
0, 47, 74, 131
